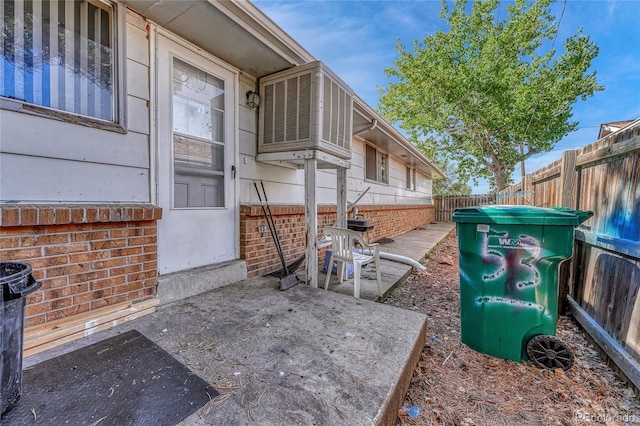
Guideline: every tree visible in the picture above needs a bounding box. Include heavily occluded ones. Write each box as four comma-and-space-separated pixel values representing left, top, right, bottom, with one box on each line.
418, 143, 472, 195
433, 164, 472, 196
378, 0, 603, 191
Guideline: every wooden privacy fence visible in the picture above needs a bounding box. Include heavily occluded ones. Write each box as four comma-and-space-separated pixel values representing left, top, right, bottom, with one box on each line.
434, 193, 496, 222
496, 119, 640, 391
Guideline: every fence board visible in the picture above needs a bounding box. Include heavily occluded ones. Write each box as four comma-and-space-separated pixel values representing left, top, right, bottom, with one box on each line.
434, 194, 496, 222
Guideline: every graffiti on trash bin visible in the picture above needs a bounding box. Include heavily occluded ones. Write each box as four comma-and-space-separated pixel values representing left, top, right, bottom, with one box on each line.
480, 229, 542, 298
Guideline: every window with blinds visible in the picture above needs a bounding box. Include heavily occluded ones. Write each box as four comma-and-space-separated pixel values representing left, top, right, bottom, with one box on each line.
0, 0, 116, 122
365, 143, 389, 184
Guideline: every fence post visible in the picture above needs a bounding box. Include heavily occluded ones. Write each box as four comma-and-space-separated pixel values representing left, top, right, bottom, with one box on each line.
559, 150, 577, 208
557, 150, 577, 314
523, 173, 533, 206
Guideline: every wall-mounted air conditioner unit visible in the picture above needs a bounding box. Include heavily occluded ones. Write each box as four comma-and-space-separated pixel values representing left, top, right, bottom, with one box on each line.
258, 61, 353, 160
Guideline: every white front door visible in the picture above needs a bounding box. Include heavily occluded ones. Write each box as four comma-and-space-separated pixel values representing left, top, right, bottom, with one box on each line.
156, 34, 237, 274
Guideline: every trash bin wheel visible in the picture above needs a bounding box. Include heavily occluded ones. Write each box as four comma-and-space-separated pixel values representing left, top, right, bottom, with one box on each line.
526, 335, 574, 371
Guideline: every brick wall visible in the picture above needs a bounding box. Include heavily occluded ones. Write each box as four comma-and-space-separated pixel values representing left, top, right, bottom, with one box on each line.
240, 204, 435, 278
0, 204, 162, 327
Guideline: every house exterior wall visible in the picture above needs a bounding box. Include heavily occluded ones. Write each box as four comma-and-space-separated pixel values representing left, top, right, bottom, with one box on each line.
0, 12, 152, 203
0, 11, 161, 328
0, 3, 437, 330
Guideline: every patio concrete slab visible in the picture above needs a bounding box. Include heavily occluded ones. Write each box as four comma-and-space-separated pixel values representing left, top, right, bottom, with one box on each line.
21, 221, 455, 426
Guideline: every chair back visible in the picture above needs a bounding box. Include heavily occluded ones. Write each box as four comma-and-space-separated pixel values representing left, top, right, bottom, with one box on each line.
323, 227, 355, 262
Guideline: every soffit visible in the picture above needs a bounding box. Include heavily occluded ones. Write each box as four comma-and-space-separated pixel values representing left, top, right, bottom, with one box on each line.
121, 0, 314, 78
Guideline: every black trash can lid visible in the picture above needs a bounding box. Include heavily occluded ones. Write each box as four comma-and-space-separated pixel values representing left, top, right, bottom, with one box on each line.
1, 262, 35, 295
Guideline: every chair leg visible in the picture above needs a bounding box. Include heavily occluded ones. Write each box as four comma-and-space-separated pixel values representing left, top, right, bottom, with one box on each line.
324, 254, 334, 290
375, 257, 382, 297
353, 262, 361, 298
337, 261, 345, 283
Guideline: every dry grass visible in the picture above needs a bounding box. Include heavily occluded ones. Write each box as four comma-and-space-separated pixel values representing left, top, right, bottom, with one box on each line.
385, 232, 639, 426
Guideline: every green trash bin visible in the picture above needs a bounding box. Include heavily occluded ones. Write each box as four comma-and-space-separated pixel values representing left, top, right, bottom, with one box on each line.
452, 206, 592, 369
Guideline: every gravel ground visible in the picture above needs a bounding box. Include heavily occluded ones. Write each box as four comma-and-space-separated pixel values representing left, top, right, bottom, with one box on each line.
384, 231, 640, 426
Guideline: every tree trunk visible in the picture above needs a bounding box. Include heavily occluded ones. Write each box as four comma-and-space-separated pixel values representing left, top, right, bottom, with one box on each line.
494, 167, 508, 192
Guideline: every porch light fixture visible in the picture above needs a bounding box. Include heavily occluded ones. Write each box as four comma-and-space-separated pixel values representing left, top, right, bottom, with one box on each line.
246, 90, 260, 108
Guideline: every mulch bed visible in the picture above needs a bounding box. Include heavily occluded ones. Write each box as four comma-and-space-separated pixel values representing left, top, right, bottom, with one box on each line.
385, 231, 640, 426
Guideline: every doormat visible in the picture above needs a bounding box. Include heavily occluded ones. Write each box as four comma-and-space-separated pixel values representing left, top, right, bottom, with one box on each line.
2, 329, 217, 425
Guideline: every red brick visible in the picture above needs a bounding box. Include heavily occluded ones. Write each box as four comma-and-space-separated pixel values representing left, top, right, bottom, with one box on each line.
38, 207, 56, 225
0, 206, 20, 226
39, 276, 69, 289
45, 283, 89, 300
25, 297, 72, 316
111, 228, 142, 238
85, 207, 98, 223
46, 263, 89, 278
91, 239, 127, 250
143, 226, 157, 236
54, 207, 71, 224
98, 208, 110, 222
71, 230, 109, 242
94, 294, 127, 307
71, 207, 86, 223
113, 281, 144, 295
44, 242, 89, 256
22, 233, 70, 247
68, 270, 108, 284
128, 236, 156, 246
91, 257, 127, 270
68, 251, 108, 264
20, 206, 38, 226
29, 255, 69, 269
111, 247, 142, 257
73, 289, 113, 305
110, 264, 142, 277
25, 314, 46, 327
0, 246, 43, 260
143, 245, 157, 254
0, 236, 20, 248
91, 276, 126, 290
128, 253, 155, 264
45, 303, 90, 322
26, 290, 45, 305
142, 261, 156, 271
127, 270, 155, 281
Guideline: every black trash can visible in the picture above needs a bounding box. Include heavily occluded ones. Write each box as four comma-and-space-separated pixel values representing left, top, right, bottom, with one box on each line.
1, 262, 41, 415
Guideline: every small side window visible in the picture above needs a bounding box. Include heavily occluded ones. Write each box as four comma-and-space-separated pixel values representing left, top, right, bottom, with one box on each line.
365, 143, 389, 184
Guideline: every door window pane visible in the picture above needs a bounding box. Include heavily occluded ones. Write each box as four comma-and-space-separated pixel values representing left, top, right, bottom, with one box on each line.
172, 58, 225, 208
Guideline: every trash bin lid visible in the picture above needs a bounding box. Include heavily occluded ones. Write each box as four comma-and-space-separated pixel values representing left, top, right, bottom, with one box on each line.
452, 205, 593, 225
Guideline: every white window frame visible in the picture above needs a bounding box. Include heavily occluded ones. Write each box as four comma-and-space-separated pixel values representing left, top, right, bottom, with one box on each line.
0, 0, 127, 133
365, 142, 389, 184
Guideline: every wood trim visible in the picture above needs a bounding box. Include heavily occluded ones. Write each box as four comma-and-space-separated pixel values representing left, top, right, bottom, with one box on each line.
24, 299, 159, 358
575, 229, 640, 260
576, 135, 640, 168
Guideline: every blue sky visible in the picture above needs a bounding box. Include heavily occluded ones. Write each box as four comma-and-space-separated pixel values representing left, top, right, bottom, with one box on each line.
253, 0, 640, 193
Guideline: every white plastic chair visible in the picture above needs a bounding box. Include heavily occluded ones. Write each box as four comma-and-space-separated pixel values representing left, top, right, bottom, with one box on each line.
323, 226, 382, 299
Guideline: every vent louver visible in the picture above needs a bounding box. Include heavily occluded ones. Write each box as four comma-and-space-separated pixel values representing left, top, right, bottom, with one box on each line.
259, 61, 353, 160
